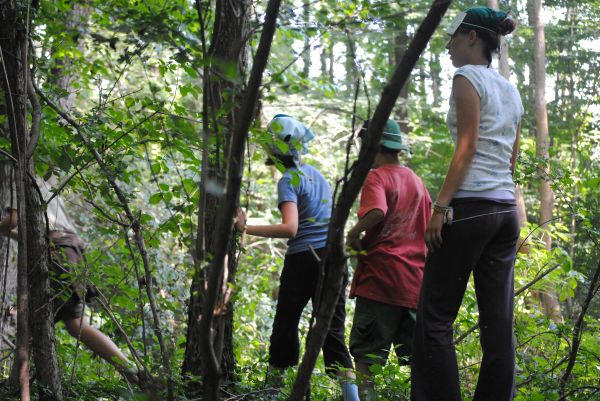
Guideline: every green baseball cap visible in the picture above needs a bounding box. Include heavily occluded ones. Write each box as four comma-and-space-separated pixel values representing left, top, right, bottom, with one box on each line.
360, 119, 409, 152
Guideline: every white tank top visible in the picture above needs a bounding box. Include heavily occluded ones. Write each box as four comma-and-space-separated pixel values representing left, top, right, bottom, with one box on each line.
446, 64, 524, 198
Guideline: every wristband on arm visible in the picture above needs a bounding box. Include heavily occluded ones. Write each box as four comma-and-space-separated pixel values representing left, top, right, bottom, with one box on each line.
433, 201, 453, 225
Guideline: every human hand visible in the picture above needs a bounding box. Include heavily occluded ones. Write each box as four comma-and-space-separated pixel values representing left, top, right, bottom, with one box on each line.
235, 208, 247, 232
425, 211, 444, 251
346, 231, 361, 251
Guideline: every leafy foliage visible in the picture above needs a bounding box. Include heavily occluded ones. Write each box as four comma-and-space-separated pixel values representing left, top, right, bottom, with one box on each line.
0, 0, 598, 400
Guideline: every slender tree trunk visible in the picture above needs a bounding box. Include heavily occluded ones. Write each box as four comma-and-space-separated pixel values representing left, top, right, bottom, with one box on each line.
289, 1, 454, 399
320, 41, 328, 78
183, 0, 250, 394
328, 38, 335, 83
565, 4, 576, 320
430, 52, 442, 107
392, 15, 410, 134
0, 105, 17, 359
302, 0, 310, 77
532, 0, 562, 323
0, 2, 62, 400
52, 2, 90, 112
487, 0, 509, 77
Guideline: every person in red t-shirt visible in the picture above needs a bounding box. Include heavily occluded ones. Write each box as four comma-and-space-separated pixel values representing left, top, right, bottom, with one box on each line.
346, 119, 431, 401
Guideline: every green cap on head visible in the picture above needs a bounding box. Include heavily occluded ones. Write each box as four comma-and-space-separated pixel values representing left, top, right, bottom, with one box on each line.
380, 119, 408, 151
360, 119, 409, 152
446, 7, 514, 36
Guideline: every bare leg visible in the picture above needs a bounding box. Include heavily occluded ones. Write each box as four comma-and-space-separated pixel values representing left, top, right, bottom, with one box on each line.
356, 361, 376, 401
62, 317, 129, 369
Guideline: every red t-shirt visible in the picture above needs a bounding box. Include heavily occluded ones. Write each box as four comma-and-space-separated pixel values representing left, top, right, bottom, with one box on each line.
349, 165, 431, 308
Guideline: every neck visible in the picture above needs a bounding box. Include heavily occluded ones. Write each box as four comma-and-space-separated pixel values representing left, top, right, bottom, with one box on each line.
374, 153, 401, 168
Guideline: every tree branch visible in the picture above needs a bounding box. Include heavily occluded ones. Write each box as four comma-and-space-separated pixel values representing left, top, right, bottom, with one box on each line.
559, 258, 600, 393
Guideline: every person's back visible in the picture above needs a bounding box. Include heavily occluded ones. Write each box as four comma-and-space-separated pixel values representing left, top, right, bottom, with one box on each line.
346, 119, 431, 401
279, 163, 331, 255
447, 64, 523, 196
350, 164, 430, 308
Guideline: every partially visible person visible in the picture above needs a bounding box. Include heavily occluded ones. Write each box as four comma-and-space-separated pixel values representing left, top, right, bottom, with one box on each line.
346, 120, 431, 401
410, 7, 522, 401
236, 115, 360, 401
0, 177, 142, 385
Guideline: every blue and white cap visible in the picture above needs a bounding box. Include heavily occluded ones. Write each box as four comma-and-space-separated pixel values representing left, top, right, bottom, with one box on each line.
266, 114, 315, 159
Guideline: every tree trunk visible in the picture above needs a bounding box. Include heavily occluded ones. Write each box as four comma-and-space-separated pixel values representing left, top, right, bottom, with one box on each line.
430, 52, 442, 107
328, 38, 335, 83
0, 104, 17, 360
289, 1, 454, 399
0, 2, 62, 400
392, 15, 410, 134
302, 0, 311, 77
532, 0, 562, 323
196, 1, 281, 398
51, 3, 90, 112
183, 0, 250, 394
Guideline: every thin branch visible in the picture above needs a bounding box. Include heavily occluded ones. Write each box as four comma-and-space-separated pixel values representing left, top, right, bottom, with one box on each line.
25, 68, 40, 160
559, 257, 600, 393
455, 263, 561, 344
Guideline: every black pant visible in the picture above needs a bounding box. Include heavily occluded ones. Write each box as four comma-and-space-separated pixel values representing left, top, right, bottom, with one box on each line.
269, 248, 353, 373
411, 199, 519, 401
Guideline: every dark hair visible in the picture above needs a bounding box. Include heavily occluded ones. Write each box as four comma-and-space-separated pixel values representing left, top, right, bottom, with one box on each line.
266, 154, 296, 168
459, 15, 516, 66
379, 145, 400, 155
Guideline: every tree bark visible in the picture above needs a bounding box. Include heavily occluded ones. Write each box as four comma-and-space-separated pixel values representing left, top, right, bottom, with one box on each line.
392, 15, 410, 134
183, 0, 250, 393
430, 52, 442, 107
198, 1, 281, 399
51, 2, 90, 112
532, 0, 562, 323
288, 1, 454, 399
302, 0, 311, 77
0, 104, 17, 358
0, 2, 63, 400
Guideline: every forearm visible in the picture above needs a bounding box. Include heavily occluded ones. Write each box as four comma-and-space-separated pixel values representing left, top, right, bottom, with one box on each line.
246, 223, 296, 239
348, 210, 384, 238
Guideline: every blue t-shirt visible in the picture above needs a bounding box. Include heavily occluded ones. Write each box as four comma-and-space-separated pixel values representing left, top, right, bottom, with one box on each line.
277, 164, 331, 255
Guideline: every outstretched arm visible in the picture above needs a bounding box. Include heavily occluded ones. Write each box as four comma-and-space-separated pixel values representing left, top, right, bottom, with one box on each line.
236, 202, 299, 239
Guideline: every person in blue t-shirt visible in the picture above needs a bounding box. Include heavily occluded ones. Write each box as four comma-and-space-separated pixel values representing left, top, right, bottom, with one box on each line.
236, 115, 359, 401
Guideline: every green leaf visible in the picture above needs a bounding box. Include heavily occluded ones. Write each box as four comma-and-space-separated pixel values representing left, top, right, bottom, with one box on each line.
151, 163, 161, 174
149, 193, 162, 205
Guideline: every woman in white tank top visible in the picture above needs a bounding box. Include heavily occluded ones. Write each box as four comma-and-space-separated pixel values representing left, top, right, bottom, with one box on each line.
411, 7, 522, 401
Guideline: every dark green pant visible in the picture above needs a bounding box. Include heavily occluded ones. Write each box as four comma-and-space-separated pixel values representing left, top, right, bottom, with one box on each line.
350, 297, 416, 366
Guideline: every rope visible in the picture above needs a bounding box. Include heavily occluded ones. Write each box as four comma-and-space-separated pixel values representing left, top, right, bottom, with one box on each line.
451, 209, 516, 224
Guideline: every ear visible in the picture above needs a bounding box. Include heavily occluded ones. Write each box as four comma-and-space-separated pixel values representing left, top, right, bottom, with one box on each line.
468, 30, 478, 45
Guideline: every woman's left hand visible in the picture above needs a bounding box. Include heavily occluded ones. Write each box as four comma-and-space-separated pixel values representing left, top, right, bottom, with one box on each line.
235, 208, 247, 232
425, 212, 444, 251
